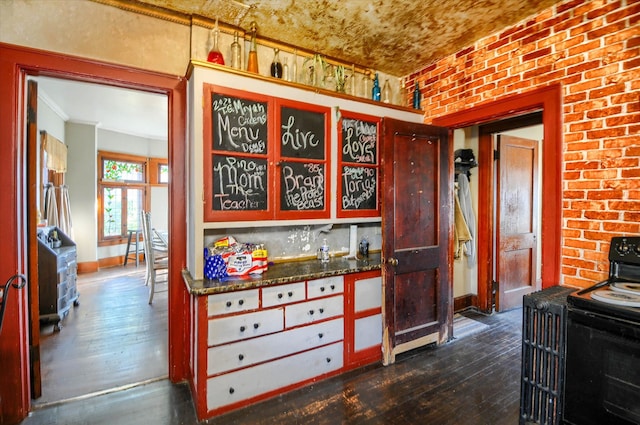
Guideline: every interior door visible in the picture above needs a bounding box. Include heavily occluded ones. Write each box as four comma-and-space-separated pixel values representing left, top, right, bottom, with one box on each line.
496, 134, 539, 311
381, 118, 452, 365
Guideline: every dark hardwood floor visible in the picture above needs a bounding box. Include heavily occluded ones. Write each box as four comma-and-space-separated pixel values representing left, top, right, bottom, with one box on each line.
24, 303, 523, 425
34, 264, 168, 405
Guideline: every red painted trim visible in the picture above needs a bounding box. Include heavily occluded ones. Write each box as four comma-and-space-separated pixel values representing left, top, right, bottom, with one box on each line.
0, 42, 188, 422
433, 85, 562, 291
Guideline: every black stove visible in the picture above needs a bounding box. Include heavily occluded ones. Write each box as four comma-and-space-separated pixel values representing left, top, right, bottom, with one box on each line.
564, 236, 640, 425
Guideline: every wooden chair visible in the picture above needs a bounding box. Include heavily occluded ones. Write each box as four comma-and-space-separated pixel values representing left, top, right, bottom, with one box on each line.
140, 210, 168, 304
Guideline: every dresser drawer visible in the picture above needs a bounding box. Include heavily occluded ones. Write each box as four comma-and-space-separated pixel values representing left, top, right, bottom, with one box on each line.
262, 282, 305, 307
207, 318, 343, 376
207, 289, 259, 316
208, 308, 283, 346
285, 295, 343, 328
307, 276, 343, 299
207, 341, 343, 411
355, 276, 382, 312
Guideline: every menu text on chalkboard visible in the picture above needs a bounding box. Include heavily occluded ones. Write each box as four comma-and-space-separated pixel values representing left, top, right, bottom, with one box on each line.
213, 93, 268, 154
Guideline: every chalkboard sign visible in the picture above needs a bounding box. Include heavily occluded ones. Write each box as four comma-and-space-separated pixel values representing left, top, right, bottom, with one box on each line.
212, 155, 268, 211
280, 106, 325, 160
341, 118, 377, 164
341, 165, 377, 210
212, 93, 268, 154
280, 161, 325, 211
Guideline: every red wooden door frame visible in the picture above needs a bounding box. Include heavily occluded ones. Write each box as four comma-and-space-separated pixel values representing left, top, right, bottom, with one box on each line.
0, 42, 187, 423
433, 84, 562, 312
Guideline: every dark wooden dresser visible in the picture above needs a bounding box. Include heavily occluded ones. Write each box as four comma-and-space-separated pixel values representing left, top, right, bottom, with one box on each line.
37, 227, 79, 331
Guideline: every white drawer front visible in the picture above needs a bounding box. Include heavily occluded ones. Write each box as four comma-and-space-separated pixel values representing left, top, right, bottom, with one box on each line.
262, 282, 306, 307
207, 342, 343, 411
354, 313, 382, 351
307, 276, 343, 299
285, 295, 343, 328
355, 276, 382, 312
208, 290, 259, 316
207, 318, 344, 376
208, 308, 283, 346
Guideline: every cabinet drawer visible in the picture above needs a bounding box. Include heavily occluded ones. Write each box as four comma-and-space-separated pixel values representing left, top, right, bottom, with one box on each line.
307, 276, 343, 299
285, 295, 343, 328
262, 282, 305, 307
355, 313, 382, 351
208, 308, 283, 346
355, 276, 382, 312
207, 341, 343, 411
207, 318, 343, 376
208, 289, 259, 316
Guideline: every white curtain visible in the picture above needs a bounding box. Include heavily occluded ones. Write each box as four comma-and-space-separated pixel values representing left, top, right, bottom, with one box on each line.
58, 185, 73, 239
44, 183, 59, 228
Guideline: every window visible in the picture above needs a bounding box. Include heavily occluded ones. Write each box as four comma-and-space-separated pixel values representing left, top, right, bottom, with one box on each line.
98, 151, 167, 245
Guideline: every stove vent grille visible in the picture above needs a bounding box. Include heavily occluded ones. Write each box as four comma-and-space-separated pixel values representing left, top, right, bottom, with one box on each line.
519, 286, 574, 425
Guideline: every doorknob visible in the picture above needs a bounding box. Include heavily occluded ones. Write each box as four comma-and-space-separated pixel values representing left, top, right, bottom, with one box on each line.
0, 274, 27, 334
387, 258, 398, 266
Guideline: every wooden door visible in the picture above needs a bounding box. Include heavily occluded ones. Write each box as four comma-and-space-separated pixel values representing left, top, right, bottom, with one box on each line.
496, 135, 539, 311
381, 119, 452, 365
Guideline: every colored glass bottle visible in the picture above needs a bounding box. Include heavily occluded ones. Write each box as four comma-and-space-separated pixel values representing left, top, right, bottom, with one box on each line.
413, 81, 421, 109
230, 31, 241, 69
206, 18, 224, 65
270, 48, 283, 78
372, 73, 381, 101
246, 21, 259, 74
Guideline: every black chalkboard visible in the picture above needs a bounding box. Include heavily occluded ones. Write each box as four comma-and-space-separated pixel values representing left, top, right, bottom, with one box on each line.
280, 161, 325, 211
212, 155, 268, 211
341, 118, 377, 164
280, 106, 325, 159
212, 93, 268, 154
341, 165, 377, 210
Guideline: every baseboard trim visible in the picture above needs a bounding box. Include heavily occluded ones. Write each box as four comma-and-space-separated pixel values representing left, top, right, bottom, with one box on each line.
454, 294, 477, 313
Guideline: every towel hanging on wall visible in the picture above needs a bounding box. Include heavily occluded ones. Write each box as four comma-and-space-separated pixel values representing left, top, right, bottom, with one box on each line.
44, 183, 59, 228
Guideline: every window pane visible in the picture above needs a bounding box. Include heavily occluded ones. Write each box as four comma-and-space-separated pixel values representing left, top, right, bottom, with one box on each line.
159, 164, 169, 183
127, 189, 143, 231
103, 187, 122, 237
103, 159, 144, 182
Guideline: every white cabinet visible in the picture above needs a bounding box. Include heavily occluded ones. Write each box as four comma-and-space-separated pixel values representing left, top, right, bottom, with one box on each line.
262, 281, 305, 307
307, 276, 343, 299
285, 295, 344, 327
208, 289, 259, 315
207, 308, 284, 346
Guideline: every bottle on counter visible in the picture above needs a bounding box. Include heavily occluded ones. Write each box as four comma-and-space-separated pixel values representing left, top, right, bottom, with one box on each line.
206, 18, 225, 65
230, 30, 242, 69
320, 238, 330, 263
246, 21, 259, 74
372, 73, 381, 101
270, 48, 283, 78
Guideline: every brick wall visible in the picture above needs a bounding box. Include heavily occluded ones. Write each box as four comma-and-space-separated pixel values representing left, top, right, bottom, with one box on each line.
409, 0, 639, 288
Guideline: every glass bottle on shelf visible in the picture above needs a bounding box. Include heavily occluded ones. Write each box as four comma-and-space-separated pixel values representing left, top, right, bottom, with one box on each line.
361, 73, 371, 98
246, 21, 259, 74
283, 57, 290, 81
270, 48, 283, 78
292, 49, 298, 83
382, 79, 391, 103
372, 73, 381, 101
206, 18, 224, 65
230, 31, 241, 69
413, 81, 421, 109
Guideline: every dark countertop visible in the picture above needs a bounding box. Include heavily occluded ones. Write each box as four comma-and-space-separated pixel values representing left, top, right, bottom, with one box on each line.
182, 253, 382, 295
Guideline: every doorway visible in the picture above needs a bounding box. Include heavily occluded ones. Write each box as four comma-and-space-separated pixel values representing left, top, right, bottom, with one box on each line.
31, 76, 170, 405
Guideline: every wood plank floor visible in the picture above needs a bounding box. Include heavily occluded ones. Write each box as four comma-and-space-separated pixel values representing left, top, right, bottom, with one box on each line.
34, 264, 168, 405
25, 306, 523, 425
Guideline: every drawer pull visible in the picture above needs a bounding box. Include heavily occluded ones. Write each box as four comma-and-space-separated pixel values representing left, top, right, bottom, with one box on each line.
253, 323, 260, 329
326, 357, 331, 363
229, 387, 235, 394
277, 293, 283, 299
288, 291, 293, 297
309, 310, 314, 315
330, 284, 335, 290
226, 301, 232, 307
318, 333, 324, 339
238, 354, 244, 361
319, 308, 324, 314
320, 286, 325, 292
238, 299, 244, 306
240, 326, 246, 332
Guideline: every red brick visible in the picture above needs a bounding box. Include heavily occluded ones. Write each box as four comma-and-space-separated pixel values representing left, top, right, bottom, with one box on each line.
622, 168, 640, 178
562, 266, 578, 276
565, 238, 598, 250
583, 169, 618, 179
589, 83, 627, 99
586, 106, 623, 119
603, 221, 640, 233
624, 212, 640, 222
568, 180, 599, 189
568, 39, 602, 56
607, 2, 640, 23
628, 37, 640, 49
564, 190, 586, 199
563, 257, 597, 270
624, 57, 640, 70
584, 211, 620, 220
579, 269, 609, 282
586, 127, 627, 139
564, 132, 585, 143
567, 219, 601, 230
609, 201, 640, 211
602, 158, 639, 169
566, 140, 600, 151
570, 121, 603, 132
587, 20, 628, 40
587, 190, 624, 200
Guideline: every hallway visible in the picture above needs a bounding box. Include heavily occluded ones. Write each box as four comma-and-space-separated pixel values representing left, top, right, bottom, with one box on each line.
24, 307, 522, 424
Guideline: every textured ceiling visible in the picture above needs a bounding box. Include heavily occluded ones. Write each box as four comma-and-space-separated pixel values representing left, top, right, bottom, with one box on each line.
131, 0, 560, 76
